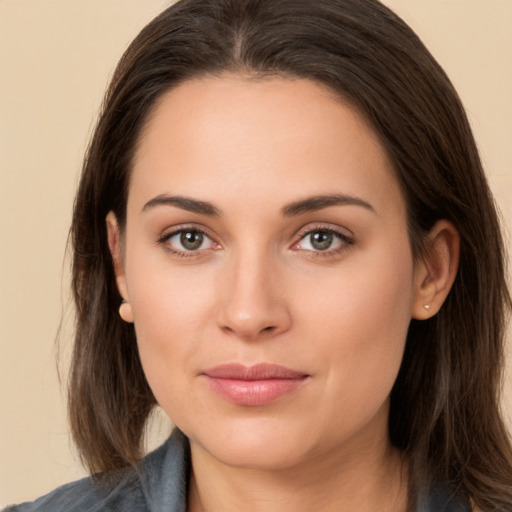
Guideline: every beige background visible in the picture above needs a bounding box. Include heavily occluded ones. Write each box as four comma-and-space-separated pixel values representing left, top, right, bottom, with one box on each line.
1, 0, 511, 506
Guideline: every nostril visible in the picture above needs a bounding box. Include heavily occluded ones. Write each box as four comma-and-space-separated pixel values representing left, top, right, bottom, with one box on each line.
216, 295, 292, 340
221, 323, 276, 338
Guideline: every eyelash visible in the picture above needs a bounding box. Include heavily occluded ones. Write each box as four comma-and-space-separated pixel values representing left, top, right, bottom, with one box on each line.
157, 226, 218, 258
292, 225, 355, 258
157, 224, 354, 259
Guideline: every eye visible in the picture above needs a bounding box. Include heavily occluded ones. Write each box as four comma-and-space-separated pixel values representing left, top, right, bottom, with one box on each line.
293, 228, 353, 253
161, 228, 217, 254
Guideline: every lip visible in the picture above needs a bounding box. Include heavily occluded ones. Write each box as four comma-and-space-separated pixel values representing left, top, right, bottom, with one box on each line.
201, 363, 310, 406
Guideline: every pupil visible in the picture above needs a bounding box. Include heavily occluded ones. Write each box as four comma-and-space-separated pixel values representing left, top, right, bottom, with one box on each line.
311, 231, 332, 250
181, 231, 203, 250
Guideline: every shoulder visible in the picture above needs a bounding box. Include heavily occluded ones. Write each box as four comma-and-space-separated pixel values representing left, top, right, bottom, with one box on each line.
2, 467, 146, 512
422, 484, 472, 512
2, 429, 190, 512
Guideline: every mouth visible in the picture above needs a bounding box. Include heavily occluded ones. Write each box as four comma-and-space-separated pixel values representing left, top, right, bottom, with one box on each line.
201, 363, 310, 406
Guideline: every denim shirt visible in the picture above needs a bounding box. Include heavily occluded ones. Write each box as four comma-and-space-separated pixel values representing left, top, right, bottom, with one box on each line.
3, 429, 471, 512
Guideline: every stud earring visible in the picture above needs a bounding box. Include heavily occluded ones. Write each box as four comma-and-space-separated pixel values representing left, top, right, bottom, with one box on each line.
423, 304, 431, 311
119, 299, 134, 323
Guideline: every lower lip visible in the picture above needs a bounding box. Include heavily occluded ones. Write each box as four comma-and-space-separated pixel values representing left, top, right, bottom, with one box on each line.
205, 376, 308, 406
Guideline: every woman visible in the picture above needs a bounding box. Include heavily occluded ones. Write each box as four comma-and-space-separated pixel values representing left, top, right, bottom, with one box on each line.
5, 0, 512, 510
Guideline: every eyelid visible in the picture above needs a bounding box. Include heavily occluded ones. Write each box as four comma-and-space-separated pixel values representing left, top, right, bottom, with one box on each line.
291, 223, 355, 254
294, 222, 354, 242
157, 224, 221, 256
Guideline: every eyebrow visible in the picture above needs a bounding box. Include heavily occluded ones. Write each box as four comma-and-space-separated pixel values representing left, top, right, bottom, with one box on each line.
142, 194, 221, 216
281, 194, 375, 216
142, 193, 374, 217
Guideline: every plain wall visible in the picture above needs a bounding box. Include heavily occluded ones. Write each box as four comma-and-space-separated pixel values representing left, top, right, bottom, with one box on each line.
1, 0, 511, 506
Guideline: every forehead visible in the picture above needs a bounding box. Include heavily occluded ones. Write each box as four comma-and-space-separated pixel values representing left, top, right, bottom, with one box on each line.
130, 75, 405, 220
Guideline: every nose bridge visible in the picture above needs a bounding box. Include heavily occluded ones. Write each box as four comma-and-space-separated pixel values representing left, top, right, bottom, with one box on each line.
217, 244, 290, 340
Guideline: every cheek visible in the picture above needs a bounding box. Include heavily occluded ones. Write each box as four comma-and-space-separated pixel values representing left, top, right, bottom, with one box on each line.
125, 255, 218, 405
126, 233, 216, 332
297, 241, 414, 413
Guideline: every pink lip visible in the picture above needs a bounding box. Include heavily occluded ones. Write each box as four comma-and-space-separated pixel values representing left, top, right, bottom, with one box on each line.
202, 363, 309, 406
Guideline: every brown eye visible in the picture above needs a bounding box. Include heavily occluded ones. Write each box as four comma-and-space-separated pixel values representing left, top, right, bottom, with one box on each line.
164, 229, 215, 254
180, 230, 204, 250
309, 231, 334, 251
293, 228, 352, 254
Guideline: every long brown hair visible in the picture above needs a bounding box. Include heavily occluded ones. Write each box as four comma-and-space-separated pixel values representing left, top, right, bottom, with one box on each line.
69, 0, 512, 509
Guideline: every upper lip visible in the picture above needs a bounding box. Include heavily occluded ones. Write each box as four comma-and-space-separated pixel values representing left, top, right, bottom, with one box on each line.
202, 363, 308, 380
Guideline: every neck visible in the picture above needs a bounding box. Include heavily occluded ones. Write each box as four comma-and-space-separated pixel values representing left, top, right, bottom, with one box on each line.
187, 431, 408, 512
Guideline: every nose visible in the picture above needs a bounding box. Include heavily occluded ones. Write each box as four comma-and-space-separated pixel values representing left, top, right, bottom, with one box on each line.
216, 251, 292, 341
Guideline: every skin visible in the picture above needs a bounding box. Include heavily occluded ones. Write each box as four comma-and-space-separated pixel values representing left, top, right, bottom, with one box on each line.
107, 75, 459, 512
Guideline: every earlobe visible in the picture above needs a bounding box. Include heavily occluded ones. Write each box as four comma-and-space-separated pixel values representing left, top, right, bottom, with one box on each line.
412, 220, 460, 320
106, 212, 133, 323
119, 299, 134, 323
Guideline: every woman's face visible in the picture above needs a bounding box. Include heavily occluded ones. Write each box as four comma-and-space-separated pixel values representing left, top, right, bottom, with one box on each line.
110, 75, 426, 471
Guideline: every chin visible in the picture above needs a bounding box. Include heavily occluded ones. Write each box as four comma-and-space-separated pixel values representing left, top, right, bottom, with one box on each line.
205, 440, 309, 471
185, 416, 319, 471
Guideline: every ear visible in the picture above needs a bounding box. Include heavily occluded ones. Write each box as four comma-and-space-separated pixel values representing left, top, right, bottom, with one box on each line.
412, 220, 460, 320
106, 211, 133, 323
